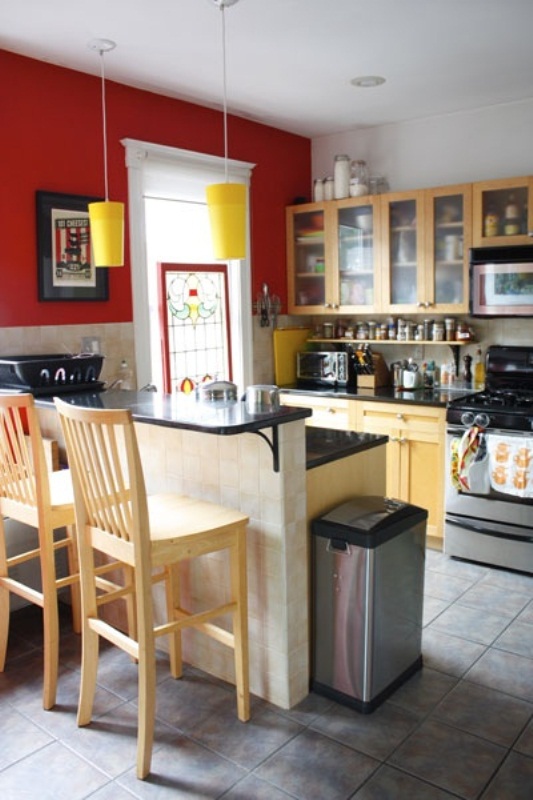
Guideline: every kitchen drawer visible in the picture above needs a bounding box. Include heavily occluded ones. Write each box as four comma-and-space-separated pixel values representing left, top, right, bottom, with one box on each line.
280, 393, 350, 430
355, 402, 445, 438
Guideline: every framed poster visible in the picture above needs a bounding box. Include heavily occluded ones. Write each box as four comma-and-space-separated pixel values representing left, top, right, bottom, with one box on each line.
36, 190, 109, 301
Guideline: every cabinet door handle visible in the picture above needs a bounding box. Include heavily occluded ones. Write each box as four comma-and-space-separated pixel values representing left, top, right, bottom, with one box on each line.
389, 436, 407, 443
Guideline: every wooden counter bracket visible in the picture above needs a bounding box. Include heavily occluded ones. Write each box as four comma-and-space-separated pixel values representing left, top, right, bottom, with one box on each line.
252, 425, 279, 472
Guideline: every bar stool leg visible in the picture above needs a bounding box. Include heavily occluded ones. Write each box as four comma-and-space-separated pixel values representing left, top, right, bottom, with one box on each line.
231, 526, 250, 722
166, 562, 182, 679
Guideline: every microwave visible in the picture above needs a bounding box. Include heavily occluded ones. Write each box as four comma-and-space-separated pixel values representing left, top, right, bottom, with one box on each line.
471, 245, 533, 316
297, 351, 349, 385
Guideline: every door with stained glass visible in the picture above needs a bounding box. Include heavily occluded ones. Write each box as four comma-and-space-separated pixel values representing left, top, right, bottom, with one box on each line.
158, 263, 232, 393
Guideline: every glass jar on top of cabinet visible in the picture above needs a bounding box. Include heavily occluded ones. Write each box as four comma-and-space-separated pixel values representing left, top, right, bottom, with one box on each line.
286, 203, 327, 312
472, 176, 533, 247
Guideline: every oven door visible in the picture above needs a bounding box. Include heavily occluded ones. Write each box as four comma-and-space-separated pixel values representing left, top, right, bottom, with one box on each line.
445, 426, 533, 572
446, 426, 533, 523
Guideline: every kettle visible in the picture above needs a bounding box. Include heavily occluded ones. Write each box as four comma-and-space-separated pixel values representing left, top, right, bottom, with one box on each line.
243, 384, 280, 414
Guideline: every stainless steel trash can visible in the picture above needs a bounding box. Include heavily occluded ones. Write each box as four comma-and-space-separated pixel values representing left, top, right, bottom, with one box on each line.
311, 496, 427, 713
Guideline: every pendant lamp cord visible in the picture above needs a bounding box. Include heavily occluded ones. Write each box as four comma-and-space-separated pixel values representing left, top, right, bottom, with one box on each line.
98, 48, 110, 201
220, 5, 229, 183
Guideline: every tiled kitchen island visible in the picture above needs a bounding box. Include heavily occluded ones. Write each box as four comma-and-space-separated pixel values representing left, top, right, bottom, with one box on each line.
36, 390, 387, 709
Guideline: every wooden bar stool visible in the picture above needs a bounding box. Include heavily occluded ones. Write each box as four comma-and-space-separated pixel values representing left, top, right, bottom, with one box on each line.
55, 397, 250, 780
0, 393, 81, 710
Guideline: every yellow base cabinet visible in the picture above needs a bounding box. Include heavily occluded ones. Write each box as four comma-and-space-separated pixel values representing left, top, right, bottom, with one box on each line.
352, 402, 446, 548
279, 392, 350, 430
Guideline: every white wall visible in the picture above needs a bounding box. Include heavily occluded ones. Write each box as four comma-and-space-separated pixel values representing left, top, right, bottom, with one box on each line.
312, 99, 533, 191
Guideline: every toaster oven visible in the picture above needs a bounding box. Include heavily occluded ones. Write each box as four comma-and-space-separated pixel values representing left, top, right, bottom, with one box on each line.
296, 351, 349, 386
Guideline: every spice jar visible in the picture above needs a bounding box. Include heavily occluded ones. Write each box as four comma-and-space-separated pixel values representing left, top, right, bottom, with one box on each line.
333, 155, 351, 199
322, 322, 334, 339
367, 321, 377, 339
432, 322, 445, 342
444, 318, 456, 341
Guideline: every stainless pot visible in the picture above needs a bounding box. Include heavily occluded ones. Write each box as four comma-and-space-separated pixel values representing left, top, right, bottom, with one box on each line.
244, 384, 280, 414
197, 380, 238, 402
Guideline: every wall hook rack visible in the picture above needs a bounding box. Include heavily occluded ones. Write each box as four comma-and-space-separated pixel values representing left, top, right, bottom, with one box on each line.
255, 282, 281, 328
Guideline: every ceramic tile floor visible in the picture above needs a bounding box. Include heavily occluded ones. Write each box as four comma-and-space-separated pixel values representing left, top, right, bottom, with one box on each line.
1, 549, 532, 799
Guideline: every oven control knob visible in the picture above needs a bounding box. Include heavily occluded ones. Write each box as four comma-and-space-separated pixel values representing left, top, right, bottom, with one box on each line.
461, 412, 475, 426
474, 412, 490, 429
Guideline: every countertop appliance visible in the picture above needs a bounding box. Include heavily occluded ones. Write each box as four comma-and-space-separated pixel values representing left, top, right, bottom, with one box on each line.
297, 351, 349, 387
311, 496, 427, 713
445, 345, 533, 573
0, 354, 105, 395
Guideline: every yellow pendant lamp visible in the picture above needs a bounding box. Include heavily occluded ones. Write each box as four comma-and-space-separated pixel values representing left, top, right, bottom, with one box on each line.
206, 0, 246, 260
88, 39, 124, 267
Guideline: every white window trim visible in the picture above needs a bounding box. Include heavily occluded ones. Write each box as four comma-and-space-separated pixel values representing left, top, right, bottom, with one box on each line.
122, 137, 255, 392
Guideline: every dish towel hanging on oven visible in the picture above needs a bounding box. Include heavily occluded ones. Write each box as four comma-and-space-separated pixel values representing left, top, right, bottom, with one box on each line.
451, 425, 490, 493
487, 434, 533, 498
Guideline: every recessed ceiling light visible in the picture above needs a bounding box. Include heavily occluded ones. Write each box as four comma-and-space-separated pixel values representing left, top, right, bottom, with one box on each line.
351, 75, 386, 88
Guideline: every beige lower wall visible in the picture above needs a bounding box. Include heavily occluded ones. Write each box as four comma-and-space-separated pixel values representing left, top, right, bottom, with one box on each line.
0, 323, 136, 390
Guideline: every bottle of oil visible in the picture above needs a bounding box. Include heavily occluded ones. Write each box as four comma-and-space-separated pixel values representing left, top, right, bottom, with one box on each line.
474, 347, 485, 390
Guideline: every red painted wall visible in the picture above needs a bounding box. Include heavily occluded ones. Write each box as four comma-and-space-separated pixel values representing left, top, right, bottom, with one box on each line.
0, 49, 311, 327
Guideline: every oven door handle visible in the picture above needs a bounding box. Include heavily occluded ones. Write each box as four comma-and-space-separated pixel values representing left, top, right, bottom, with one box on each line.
446, 513, 533, 544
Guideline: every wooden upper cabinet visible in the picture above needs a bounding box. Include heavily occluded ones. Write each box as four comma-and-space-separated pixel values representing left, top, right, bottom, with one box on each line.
424, 183, 472, 314
286, 197, 382, 315
286, 202, 328, 314
380, 190, 426, 313
472, 176, 533, 247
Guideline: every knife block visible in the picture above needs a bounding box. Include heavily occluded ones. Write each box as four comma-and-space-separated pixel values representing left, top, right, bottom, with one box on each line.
357, 353, 390, 390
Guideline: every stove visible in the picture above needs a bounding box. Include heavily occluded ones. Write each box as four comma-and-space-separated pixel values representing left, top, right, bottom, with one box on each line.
446, 345, 533, 432
444, 345, 533, 575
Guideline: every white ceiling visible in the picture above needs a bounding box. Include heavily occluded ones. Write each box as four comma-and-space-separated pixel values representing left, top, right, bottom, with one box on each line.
2, 0, 533, 138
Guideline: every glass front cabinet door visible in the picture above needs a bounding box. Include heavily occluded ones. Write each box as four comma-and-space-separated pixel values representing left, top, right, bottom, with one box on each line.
381, 191, 425, 312
425, 184, 472, 313
333, 197, 381, 313
286, 204, 327, 314
472, 176, 533, 247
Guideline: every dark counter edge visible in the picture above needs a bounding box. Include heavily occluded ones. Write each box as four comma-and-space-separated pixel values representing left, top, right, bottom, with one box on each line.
280, 383, 475, 407
306, 428, 388, 470
35, 390, 313, 435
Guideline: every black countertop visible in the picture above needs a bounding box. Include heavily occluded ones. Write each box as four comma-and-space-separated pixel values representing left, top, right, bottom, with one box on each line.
36, 389, 312, 435
306, 427, 388, 470
281, 383, 476, 408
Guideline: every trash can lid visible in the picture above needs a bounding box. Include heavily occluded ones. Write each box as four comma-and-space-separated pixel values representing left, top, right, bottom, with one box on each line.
312, 496, 427, 548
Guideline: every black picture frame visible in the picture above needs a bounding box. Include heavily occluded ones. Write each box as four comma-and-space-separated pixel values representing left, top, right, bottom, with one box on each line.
36, 190, 109, 301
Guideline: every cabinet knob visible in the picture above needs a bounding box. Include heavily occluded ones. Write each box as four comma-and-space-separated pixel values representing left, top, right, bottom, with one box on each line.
390, 436, 406, 443
416, 302, 424, 308
396, 413, 404, 419
327, 408, 336, 414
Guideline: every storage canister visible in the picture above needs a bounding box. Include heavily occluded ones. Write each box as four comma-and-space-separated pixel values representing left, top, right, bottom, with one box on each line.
444, 318, 456, 341
333, 155, 351, 199
432, 322, 445, 341
324, 177, 334, 201
313, 178, 324, 203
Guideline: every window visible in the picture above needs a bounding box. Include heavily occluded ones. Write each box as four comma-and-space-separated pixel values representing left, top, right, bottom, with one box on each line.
122, 138, 254, 392
158, 264, 232, 392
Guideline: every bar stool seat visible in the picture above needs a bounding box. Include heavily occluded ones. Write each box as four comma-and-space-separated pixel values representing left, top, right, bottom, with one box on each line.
55, 397, 250, 780
0, 393, 80, 710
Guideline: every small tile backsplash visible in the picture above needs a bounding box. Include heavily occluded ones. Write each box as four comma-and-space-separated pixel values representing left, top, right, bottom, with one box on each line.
0, 322, 136, 389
